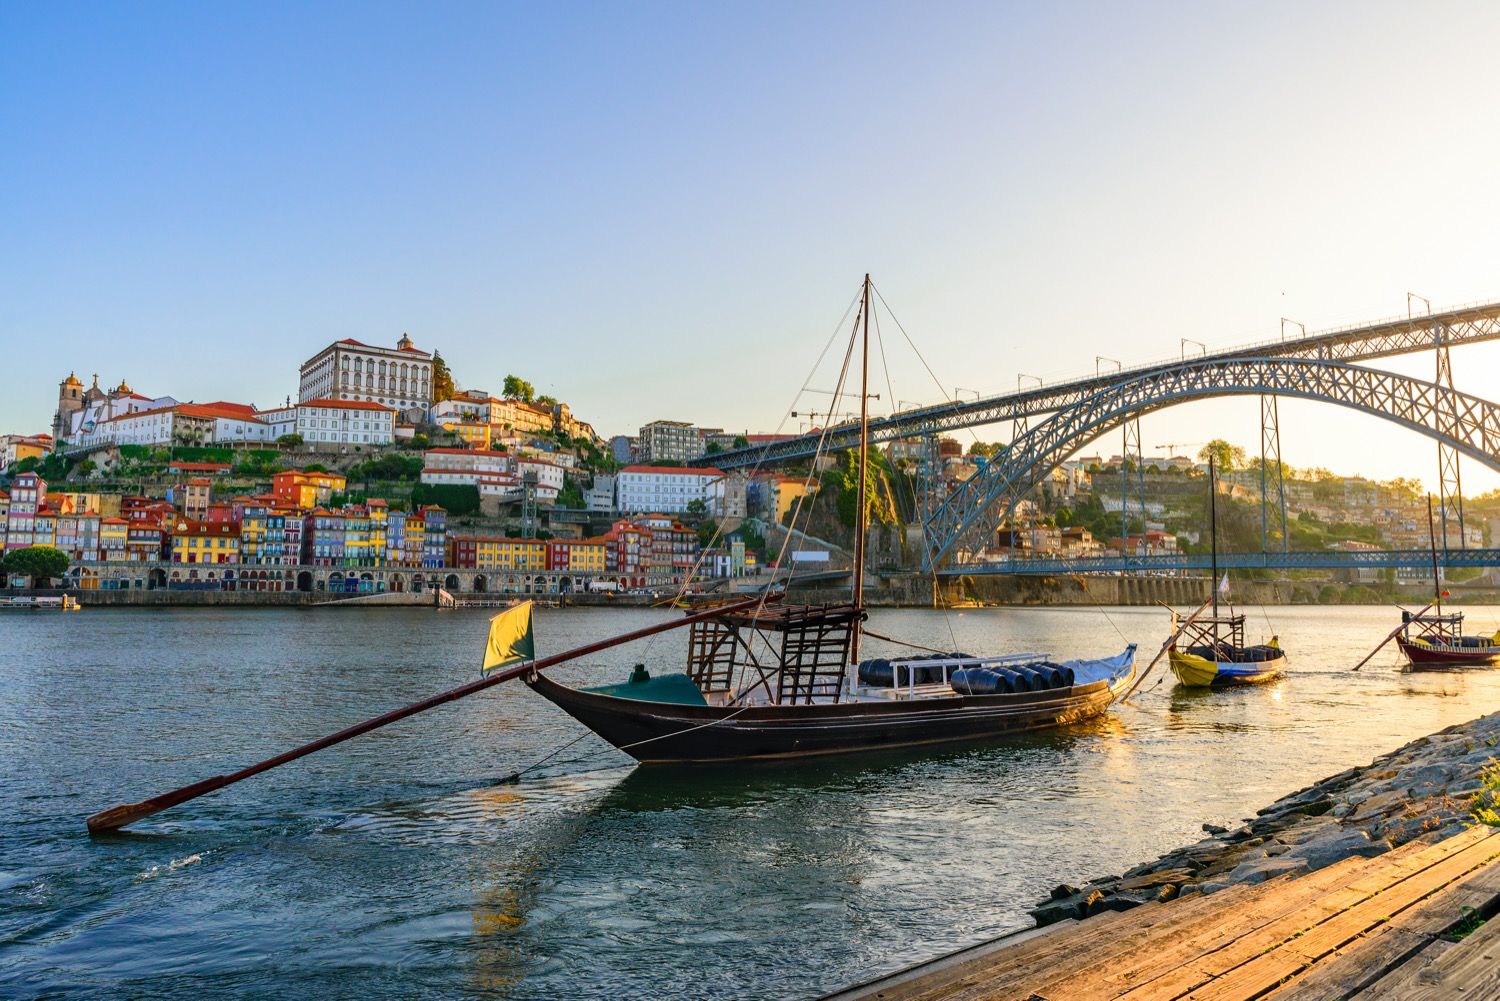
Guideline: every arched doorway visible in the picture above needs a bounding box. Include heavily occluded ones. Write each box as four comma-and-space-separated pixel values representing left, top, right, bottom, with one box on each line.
360, 572, 375, 593
473, 575, 487, 594
412, 573, 425, 594
296, 571, 313, 592
390, 573, 405, 593
149, 568, 168, 590
444, 574, 459, 590
558, 575, 573, 593
329, 572, 344, 594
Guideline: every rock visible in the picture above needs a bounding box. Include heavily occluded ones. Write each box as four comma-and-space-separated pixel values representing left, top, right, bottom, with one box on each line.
1349, 790, 1409, 824
1398, 764, 1454, 792
1085, 891, 1153, 917
1029, 896, 1084, 927
1050, 883, 1080, 901
1196, 879, 1233, 896
1157, 884, 1179, 902
1223, 856, 1309, 886
1202, 823, 1228, 835
1287, 827, 1392, 871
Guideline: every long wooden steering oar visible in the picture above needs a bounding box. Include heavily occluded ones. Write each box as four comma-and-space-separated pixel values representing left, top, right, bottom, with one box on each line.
1350, 599, 1437, 672
86, 596, 767, 833
1119, 593, 1216, 703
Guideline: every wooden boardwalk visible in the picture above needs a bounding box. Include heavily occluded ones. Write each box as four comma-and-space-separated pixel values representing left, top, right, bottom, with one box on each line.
826, 825, 1500, 1001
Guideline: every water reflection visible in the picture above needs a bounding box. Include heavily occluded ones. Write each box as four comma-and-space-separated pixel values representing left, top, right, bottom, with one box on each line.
11, 605, 1500, 1000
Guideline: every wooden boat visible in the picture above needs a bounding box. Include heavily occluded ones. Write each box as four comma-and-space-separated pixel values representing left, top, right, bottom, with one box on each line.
1396, 611, 1500, 669
523, 276, 1137, 762
1164, 458, 1285, 688
1167, 611, 1285, 687
527, 600, 1136, 762
1392, 497, 1499, 670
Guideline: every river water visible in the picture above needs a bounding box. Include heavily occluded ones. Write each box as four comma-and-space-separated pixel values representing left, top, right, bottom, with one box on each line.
5, 604, 1500, 999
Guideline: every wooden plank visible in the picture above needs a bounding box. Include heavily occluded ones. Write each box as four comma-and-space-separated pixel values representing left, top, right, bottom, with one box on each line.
1183, 833, 1500, 1001
818, 920, 1078, 1001
1273, 861, 1500, 1000
1349, 938, 1454, 1000
890, 885, 1262, 1001
1106, 832, 1500, 1001
1033, 852, 1417, 1001
1380, 903, 1500, 1001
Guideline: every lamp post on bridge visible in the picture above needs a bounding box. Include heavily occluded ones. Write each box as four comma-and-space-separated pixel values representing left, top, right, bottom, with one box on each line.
1181, 339, 1206, 359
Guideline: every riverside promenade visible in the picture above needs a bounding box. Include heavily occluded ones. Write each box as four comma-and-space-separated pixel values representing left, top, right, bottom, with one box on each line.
826, 713, 1500, 1001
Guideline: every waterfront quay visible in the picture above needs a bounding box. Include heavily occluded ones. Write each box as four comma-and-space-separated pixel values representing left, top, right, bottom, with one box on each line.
828, 711, 1500, 1000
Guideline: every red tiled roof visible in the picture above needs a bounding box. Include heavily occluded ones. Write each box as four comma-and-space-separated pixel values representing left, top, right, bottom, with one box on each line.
299, 398, 396, 412
622, 466, 725, 476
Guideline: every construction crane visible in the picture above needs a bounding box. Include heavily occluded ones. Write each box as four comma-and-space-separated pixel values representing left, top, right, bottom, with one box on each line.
1156, 441, 1205, 460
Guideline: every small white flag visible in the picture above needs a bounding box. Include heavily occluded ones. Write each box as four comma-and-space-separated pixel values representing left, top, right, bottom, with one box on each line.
1218, 572, 1231, 594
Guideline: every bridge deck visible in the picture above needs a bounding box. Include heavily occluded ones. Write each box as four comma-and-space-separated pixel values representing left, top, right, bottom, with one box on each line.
823, 823, 1500, 1001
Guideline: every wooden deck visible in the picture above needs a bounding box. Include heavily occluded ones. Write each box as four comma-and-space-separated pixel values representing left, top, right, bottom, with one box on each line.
826, 825, 1500, 1001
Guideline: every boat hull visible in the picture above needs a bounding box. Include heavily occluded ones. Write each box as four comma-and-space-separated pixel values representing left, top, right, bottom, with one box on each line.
524, 653, 1134, 763
1168, 648, 1285, 688
1396, 637, 1500, 669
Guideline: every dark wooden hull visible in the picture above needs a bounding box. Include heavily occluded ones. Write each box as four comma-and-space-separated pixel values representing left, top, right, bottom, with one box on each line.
1397, 637, 1500, 669
524, 666, 1133, 763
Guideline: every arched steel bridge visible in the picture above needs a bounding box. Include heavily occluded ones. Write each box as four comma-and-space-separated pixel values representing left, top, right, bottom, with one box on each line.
690, 298, 1500, 574
698, 299, 1500, 469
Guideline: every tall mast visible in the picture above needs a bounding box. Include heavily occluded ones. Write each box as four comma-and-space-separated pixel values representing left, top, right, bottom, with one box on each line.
1209, 458, 1219, 619
1427, 494, 1441, 617
851, 275, 871, 674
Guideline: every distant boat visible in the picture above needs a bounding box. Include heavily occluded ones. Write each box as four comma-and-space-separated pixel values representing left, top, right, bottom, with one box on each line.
1396, 496, 1500, 670
1397, 610, 1500, 669
1166, 459, 1286, 688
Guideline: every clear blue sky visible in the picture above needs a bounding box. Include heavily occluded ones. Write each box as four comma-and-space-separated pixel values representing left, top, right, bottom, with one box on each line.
5, 2, 1500, 490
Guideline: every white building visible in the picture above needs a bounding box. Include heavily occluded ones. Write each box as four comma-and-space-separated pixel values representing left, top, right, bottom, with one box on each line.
298, 334, 434, 418
82, 402, 271, 447
617, 465, 727, 515
258, 399, 395, 445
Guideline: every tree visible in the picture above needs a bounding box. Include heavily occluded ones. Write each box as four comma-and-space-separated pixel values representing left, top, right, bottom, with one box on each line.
277, 433, 304, 446
536, 394, 557, 406
704, 442, 724, 455
732, 434, 750, 450
969, 442, 996, 458
77, 459, 97, 476
503, 375, 535, 403
305, 463, 328, 473
431, 351, 456, 403
6, 546, 70, 587
1198, 439, 1246, 472
696, 517, 720, 548
409, 433, 429, 450
1383, 477, 1424, 503
686, 498, 708, 520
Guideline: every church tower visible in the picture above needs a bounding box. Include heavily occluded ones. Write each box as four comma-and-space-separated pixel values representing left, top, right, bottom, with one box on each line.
51, 372, 84, 450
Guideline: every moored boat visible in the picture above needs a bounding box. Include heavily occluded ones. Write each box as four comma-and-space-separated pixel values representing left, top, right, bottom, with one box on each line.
522, 276, 1138, 762
1167, 612, 1285, 687
526, 600, 1136, 762
1163, 457, 1285, 689
1396, 611, 1500, 669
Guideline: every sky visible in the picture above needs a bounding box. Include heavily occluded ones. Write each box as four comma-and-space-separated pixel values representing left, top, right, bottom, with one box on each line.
4, 2, 1500, 492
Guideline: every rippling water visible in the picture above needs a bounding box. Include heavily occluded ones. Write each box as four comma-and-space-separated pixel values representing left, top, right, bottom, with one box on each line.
5, 603, 1500, 999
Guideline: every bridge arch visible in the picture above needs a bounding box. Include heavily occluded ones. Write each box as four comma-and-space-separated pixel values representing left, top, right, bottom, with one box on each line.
924, 357, 1500, 569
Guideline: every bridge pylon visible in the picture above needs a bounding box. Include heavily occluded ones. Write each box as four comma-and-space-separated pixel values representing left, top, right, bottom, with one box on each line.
1260, 394, 1288, 554
1434, 320, 1466, 553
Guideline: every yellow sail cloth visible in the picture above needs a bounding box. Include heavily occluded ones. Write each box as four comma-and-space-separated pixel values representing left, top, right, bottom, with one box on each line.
482, 601, 535, 676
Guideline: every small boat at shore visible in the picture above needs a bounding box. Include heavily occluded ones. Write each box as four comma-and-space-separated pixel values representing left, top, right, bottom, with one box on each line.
1397, 610, 1500, 669
1165, 458, 1285, 688
1392, 496, 1499, 671
0, 595, 80, 611
1167, 610, 1285, 686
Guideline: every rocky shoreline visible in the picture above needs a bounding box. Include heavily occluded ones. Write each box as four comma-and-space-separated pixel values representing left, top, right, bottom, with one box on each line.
1031, 711, 1500, 926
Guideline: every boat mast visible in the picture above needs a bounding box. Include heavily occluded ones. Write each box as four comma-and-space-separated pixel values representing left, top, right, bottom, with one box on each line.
850, 274, 871, 680
1209, 458, 1219, 620
1426, 494, 1441, 618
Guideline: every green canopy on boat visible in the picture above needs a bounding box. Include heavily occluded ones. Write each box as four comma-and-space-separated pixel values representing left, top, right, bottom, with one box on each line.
582, 672, 708, 706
